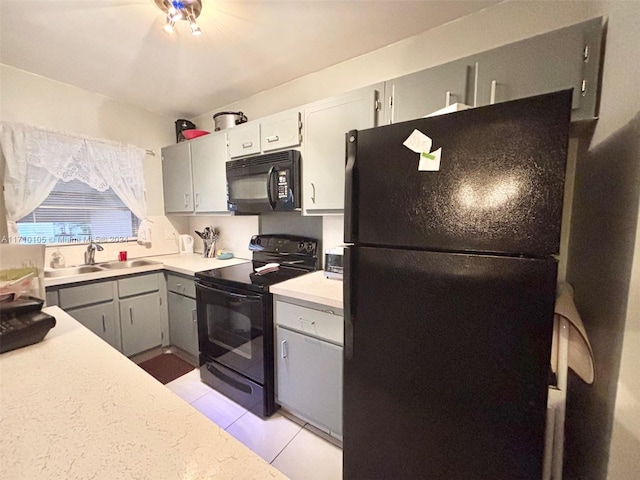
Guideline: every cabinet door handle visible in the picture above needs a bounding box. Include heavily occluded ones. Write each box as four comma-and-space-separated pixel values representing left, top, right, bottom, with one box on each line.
195, 193, 200, 207
298, 316, 316, 326
242, 141, 253, 149
445, 90, 452, 107
129, 307, 133, 325
266, 135, 279, 143
281, 340, 288, 359
490, 80, 498, 105
310, 182, 316, 203
184, 193, 190, 207
192, 309, 197, 323
101, 314, 106, 332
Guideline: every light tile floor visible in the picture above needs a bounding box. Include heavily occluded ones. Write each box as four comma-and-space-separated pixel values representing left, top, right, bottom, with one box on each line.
166, 368, 343, 480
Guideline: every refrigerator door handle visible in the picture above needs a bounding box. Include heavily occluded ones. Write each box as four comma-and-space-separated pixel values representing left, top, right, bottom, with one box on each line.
344, 246, 355, 360
344, 130, 358, 243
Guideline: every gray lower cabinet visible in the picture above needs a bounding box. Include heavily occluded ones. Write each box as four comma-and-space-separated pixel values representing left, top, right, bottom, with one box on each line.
168, 291, 198, 358
119, 292, 163, 357
51, 272, 164, 357
68, 301, 119, 350
274, 298, 344, 439
166, 273, 198, 359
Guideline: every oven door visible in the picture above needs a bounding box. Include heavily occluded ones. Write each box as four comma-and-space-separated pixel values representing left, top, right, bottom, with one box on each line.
196, 281, 265, 384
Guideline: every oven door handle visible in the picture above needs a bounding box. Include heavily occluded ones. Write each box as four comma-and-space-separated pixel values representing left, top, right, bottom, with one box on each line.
267, 166, 277, 210
197, 281, 262, 301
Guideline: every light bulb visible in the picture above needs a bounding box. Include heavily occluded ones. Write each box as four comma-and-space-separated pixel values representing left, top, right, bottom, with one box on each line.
163, 18, 175, 34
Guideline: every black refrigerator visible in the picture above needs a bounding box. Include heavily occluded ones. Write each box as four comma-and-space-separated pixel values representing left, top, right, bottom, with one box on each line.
343, 90, 572, 480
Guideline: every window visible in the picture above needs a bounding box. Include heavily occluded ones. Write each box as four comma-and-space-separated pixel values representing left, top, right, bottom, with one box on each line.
16, 179, 139, 245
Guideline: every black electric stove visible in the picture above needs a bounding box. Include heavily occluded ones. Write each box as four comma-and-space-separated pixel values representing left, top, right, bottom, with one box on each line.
195, 234, 319, 292
195, 234, 318, 418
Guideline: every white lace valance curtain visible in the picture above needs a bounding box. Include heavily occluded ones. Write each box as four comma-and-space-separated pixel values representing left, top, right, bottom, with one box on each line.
0, 122, 150, 242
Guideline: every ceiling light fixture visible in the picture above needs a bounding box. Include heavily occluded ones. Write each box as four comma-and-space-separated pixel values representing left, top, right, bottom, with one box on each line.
154, 0, 202, 36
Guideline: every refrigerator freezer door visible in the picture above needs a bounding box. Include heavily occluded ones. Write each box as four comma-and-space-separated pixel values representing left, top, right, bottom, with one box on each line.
343, 246, 557, 480
346, 90, 572, 256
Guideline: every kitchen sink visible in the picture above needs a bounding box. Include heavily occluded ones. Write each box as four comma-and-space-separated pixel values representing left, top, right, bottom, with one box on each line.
44, 265, 103, 277
98, 259, 160, 269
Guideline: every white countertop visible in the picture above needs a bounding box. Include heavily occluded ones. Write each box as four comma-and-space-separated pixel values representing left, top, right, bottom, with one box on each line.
44, 253, 250, 287
146, 253, 250, 276
0, 306, 286, 480
271, 271, 344, 310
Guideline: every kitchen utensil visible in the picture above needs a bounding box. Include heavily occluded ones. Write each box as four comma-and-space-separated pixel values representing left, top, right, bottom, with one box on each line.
182, 129, 210, 140
179, 235, 194, 254
213, 111, 248, 131
216, 252, 234, 260
194, 231, 204, 239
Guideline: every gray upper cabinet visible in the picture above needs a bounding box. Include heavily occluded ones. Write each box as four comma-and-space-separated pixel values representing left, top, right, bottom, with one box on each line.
260, 109, 302, 152
162, 142, 193, 213
228, 121, 261, 158
162, 132, 229, 214
476, 17, 603, 121
385, 60, 473, 124
303, 83, 383, 214
191, 132, 229, 213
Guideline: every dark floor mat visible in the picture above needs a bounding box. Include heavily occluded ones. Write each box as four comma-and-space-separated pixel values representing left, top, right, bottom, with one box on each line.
138, 353, 195, 384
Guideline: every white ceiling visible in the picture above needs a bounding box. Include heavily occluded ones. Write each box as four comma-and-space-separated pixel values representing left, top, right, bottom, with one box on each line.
0, 0, 499, 119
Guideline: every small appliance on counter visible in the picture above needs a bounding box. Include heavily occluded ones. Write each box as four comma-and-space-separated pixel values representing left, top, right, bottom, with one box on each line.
0, 295, 56, 353
178, 234, 194, 254
324, 246, 345, 280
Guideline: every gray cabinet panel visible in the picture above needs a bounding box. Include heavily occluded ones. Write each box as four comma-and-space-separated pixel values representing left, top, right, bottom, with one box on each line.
119, 292, 163, 356
476, 17, 603, 121
45, 289, 59, 307
162, 142, 194, 213
118, 273, 159, 298
276, 326, 343, 437
303, 84, 382, 214
68, 301, 119, 350
168, 291, 198, 358
191, 132, 229, 213
385, 60, 472, 124
167, 273, 196, 299
59, 281, 114, 309
228, 121, 261, 158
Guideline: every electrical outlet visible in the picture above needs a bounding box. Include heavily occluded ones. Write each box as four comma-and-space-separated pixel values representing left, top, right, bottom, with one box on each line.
164, 230, 175, 240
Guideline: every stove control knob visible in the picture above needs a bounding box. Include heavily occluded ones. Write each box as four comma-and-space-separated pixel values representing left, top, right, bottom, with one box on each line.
298, 241, 305, 252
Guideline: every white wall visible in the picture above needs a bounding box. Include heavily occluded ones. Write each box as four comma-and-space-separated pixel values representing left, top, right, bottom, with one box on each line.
0, 64, 189, 263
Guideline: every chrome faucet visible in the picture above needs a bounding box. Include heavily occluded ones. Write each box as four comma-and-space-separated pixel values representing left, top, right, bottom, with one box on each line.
84, 241, 104, 265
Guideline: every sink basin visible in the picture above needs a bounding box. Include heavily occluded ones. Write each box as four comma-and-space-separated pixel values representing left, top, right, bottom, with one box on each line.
44, 265, 103, 277
98, 259, 160, 270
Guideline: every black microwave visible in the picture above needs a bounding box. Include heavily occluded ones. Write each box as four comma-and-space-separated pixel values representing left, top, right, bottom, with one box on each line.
226, 150, 301, 214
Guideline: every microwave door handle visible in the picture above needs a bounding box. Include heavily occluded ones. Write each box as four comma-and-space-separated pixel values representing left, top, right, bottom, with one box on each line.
267, 166, 277, 210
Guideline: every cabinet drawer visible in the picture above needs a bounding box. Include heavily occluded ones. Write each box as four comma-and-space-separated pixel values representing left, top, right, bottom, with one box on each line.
59, 281, 114, 309
275, 300, 343, 345
118, 273, 159, 298
167, 273, 196, 299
